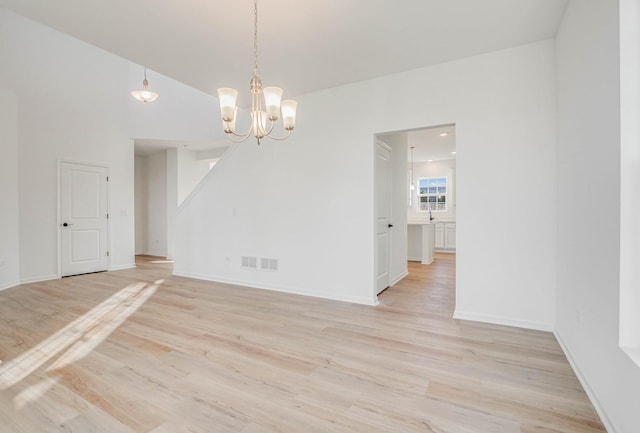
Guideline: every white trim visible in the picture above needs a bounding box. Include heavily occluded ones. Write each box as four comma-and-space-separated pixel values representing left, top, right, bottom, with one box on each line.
554, 331, 617, 433
453, 309, 553, 332
110, 263, 136, 271
20, 274, 58, 285
389, 270, 409, 287
0, 280, 20, 292
138, 250, 167, 258
435, 249, 456, 253
173, 271, 378, 306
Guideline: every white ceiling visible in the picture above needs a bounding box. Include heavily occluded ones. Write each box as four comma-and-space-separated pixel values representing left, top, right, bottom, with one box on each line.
378, 124, 456, 163
0, 0, 569, 99
408, 125, 456, 163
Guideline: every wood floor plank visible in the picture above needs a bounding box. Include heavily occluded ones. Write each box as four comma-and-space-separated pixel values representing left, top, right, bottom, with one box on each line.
0, 253, 606, 432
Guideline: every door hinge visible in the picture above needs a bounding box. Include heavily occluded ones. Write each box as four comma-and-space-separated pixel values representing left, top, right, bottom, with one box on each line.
106, 213, 109, 219
107, 251, 110, 257
106, 176, 109, 182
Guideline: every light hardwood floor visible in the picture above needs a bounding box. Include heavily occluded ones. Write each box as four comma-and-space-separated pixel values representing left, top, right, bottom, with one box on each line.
0, 254, 605, 433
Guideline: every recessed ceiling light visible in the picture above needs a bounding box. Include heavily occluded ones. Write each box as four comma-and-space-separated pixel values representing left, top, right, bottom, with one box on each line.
428, 159, 433, 162
439, 132, 448, 137
451, 151, 456, 154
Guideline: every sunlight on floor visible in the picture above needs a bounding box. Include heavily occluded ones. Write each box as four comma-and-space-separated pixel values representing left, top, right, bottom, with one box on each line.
0, 279, 164, 409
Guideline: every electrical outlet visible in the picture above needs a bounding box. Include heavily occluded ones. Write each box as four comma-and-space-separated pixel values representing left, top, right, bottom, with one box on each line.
575, 310, 582, 323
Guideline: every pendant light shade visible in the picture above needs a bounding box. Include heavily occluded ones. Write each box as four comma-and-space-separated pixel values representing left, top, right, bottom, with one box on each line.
131, 67, 159, 103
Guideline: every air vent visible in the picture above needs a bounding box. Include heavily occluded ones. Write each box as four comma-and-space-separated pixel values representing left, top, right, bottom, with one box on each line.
260, 258, 278, 271
241, 256, 257, 268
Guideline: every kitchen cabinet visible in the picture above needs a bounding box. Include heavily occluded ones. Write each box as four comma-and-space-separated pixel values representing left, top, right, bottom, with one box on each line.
445, 223, 456, 249
435, 224, 445, 249
435, 222, 456, 251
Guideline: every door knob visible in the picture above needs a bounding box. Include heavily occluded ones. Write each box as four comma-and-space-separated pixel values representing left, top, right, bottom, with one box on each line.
388, 224, 394, 228
62, 222, 71, 227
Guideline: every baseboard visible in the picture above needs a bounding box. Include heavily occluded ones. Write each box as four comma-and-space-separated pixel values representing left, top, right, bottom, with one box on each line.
139, 251, 166, 258
389, 271, 409, 287
453, 309, 553, 332
20, 274, 58, 285
554, 331, 616, 433
409, 258, 436, 264
0, 280, 20, 292
173, 270, 378, 306
110, 263, 136, 271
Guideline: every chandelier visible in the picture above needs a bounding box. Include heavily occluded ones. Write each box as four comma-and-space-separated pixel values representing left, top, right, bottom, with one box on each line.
131, 67, 159, 103
217, 0, 297, 145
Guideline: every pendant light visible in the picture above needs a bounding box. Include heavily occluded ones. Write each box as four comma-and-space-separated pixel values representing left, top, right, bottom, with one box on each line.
409, 146, 415, 207
131, 67, 159, 103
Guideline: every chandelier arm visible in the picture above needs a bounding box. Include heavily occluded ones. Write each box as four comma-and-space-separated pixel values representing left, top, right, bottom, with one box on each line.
228, 127, 254, 140
225, 132, 253, 144
261, 119, 275, 137
264, 130, 292, 141
222, 118, 255, 139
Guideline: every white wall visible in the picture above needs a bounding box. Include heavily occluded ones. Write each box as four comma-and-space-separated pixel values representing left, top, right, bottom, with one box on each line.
178, 147, 213, 205
128, 65, 223, 143
556, 1, 640, 432
135, 147, 216, 259
0, 84, 20, 290
0, 9, 135, 281
135, 152, 168, 257
0, 9, 221, 281
176, 40, 557, 323
408, 159, 456, 221
134, 155, 148, 255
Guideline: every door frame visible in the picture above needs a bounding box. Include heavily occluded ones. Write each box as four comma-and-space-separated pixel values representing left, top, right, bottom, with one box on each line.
57, 160, 111, 277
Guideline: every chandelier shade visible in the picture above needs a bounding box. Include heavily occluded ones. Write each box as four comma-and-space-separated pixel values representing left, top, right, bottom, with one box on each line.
217, 0, 297, 144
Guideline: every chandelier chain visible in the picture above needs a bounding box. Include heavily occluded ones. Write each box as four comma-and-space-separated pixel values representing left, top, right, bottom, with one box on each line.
253, 0, 259, 76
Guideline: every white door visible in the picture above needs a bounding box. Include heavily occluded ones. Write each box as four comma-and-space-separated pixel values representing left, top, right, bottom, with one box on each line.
375, 142, 392, 294
60, 162, 109, 277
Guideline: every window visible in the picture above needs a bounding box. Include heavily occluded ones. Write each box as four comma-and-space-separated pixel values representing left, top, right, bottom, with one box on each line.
418, 177, 447, 212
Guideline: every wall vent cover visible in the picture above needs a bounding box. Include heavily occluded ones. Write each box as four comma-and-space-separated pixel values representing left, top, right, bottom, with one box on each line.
260, 258, 278, 271
241, 256, 257, 268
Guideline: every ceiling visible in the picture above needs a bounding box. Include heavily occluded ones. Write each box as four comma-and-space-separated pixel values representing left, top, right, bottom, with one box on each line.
408, 125, 456, 163
0, 0, 569, 99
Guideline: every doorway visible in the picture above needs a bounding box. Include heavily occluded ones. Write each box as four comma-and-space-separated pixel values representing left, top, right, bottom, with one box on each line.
374, 124, 457, 301
59, 161, 109, 277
